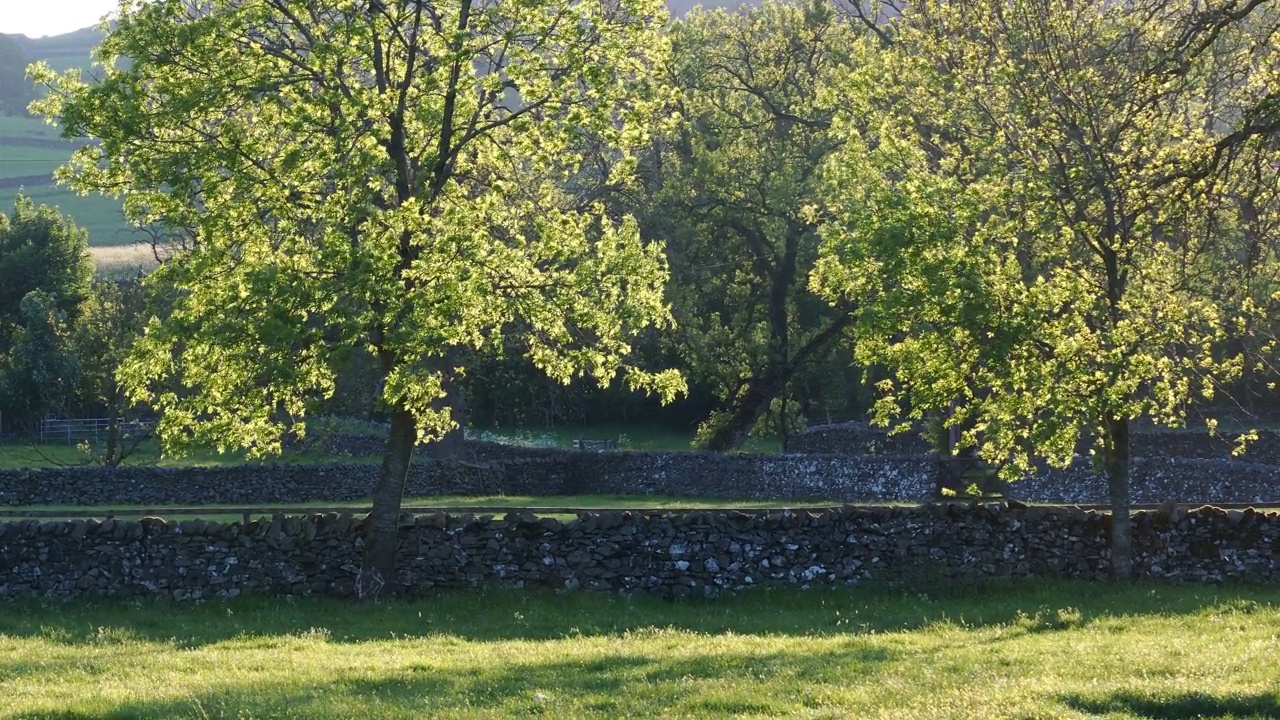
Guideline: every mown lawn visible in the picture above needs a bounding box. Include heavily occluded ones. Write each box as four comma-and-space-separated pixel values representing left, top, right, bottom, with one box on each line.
1, 583, 1277, 718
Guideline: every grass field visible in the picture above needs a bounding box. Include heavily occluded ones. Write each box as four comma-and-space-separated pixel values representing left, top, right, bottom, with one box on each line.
0, 419, 710, 471
0, 114, 134, 249
0, 493, 839, 523
0, 115, 57, 136
0, 582, 1277, 718
0, 438, 382, 471
474, 422, 781, 453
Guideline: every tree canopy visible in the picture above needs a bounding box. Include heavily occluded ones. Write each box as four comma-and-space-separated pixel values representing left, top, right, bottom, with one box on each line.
0, 195, 92, 331
35, 0, 683, 593
814, 0, 1280, 576
0, 196, 93, 431
645, 0, 860, 451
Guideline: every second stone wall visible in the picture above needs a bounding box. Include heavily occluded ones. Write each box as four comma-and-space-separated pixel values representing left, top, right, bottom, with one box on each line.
791, 421, 1280, 465
2, 441, 1277, 508
0, 451, 938, 507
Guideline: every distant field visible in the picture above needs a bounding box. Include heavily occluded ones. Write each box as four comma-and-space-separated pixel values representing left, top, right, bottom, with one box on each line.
19, 26, 106, 75
0, 114, 133, 248
90, 243, 159, 278
0, 114, 55, 136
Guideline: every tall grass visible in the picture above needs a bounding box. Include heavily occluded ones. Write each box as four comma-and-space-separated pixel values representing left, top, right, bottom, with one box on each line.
89, 243, 159, 277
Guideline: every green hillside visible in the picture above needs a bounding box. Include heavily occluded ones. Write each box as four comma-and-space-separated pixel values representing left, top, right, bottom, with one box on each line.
19, 27, 104, 73
0, 115, 131, 246
1, 26, 131, 248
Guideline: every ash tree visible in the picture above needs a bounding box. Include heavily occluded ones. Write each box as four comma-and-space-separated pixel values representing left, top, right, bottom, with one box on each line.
644, 0, 860, 451
33, 0, 683, 596
813, 0, 1280, 578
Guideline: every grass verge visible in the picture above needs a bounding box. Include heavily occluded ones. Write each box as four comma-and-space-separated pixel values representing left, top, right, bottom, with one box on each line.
0, 582, 1277, 718
0, 494, 841, 523
0, 439, 380, 470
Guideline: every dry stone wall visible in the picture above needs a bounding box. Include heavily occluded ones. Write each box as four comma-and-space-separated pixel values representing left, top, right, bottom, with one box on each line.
0, 462, 509, 507
792, 422, 1280, 465
0, 451, 938, 507
2, 503, 1276, 601
519, 451, 936, 501
2, 446, 1278, 506
1130, 430, 1280, 465
1007, 458, 1280, 505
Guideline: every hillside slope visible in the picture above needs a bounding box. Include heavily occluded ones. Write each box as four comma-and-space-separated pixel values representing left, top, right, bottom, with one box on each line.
1, 25, 126, 249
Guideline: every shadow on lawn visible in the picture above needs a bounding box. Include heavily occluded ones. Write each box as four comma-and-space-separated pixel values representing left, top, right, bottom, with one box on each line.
4, 644, 897, 718
1, 581, 1275, 649
1060, 691, 1280, 719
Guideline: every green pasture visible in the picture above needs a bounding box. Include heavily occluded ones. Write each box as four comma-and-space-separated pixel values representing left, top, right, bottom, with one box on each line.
1, 582, 1277, 718
0, 494, 841, 523
0, 438, 379, 471
0, 114, 57, 137
0, 144, 70, 163
10, 186, 131, 245
0, 114, 133, 247
473, 422, 784, 453
0, 419, 709, 471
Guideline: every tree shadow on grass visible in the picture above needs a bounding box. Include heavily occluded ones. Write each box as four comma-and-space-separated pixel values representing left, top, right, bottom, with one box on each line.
2, 644, 900, 718
1, 580, 1276, 649
1060, 691, 1280, 719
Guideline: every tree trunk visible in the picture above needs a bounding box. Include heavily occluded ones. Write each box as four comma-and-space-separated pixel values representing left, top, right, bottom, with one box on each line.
359, 408, 416, 599
704, 377, 781, 452
1103, 413, 1132, 581
104, 411, 121, 468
